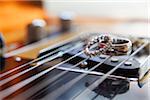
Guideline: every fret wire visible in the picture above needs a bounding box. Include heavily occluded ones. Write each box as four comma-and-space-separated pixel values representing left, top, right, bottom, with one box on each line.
72, 42, 148, 100
0, 41, 81, 78
43, 56, 111, 100
0, 50, 84, 99
0, 43, 83, 86
13, 58, 89, 100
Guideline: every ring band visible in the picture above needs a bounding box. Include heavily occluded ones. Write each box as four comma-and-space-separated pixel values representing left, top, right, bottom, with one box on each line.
84, 35, 132, 56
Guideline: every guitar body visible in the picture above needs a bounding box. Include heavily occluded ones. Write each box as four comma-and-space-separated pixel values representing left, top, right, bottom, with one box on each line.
0, 33, 149, 100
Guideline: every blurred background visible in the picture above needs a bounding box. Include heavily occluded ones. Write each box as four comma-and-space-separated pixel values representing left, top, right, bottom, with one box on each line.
0, 0, 149, 52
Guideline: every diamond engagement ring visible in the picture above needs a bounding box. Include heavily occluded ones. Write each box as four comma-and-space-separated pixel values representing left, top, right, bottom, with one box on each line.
84, 35, 132, 56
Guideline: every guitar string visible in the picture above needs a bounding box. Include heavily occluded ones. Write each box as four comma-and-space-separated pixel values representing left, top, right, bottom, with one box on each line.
56, 67, 132, 80
1, 38, 148, 99
0, 50, 84, 99
0, 41, 81, 78
0, 42, 83, 86
12, 58, 89, 100
1, 41, 98, 99
72, 42, 148, 100
42, 56, 111, 100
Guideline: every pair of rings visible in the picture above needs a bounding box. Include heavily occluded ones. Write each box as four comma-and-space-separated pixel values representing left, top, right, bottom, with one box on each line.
84, 35, 132, 56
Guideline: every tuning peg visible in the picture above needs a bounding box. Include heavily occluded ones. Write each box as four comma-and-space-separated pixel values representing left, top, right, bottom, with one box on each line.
0, 33, 5, 70
26, 19, 48, 44
59, 12, 74, 32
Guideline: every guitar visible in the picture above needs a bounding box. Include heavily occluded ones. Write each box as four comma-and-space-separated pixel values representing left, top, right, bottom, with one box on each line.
0, 32, 150, 100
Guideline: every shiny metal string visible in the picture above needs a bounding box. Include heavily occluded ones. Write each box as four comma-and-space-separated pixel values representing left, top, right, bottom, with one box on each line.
72, 42, 148, 100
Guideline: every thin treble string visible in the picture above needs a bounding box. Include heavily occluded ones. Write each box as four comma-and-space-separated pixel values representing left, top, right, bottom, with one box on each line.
0, 43, 84, 86
0, 50, 84, 99
43, 56, 111, 100
13, 58, 89, 100
72, 42, 148, 100
1, 42, 99, 99
0, 42, 81, 78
